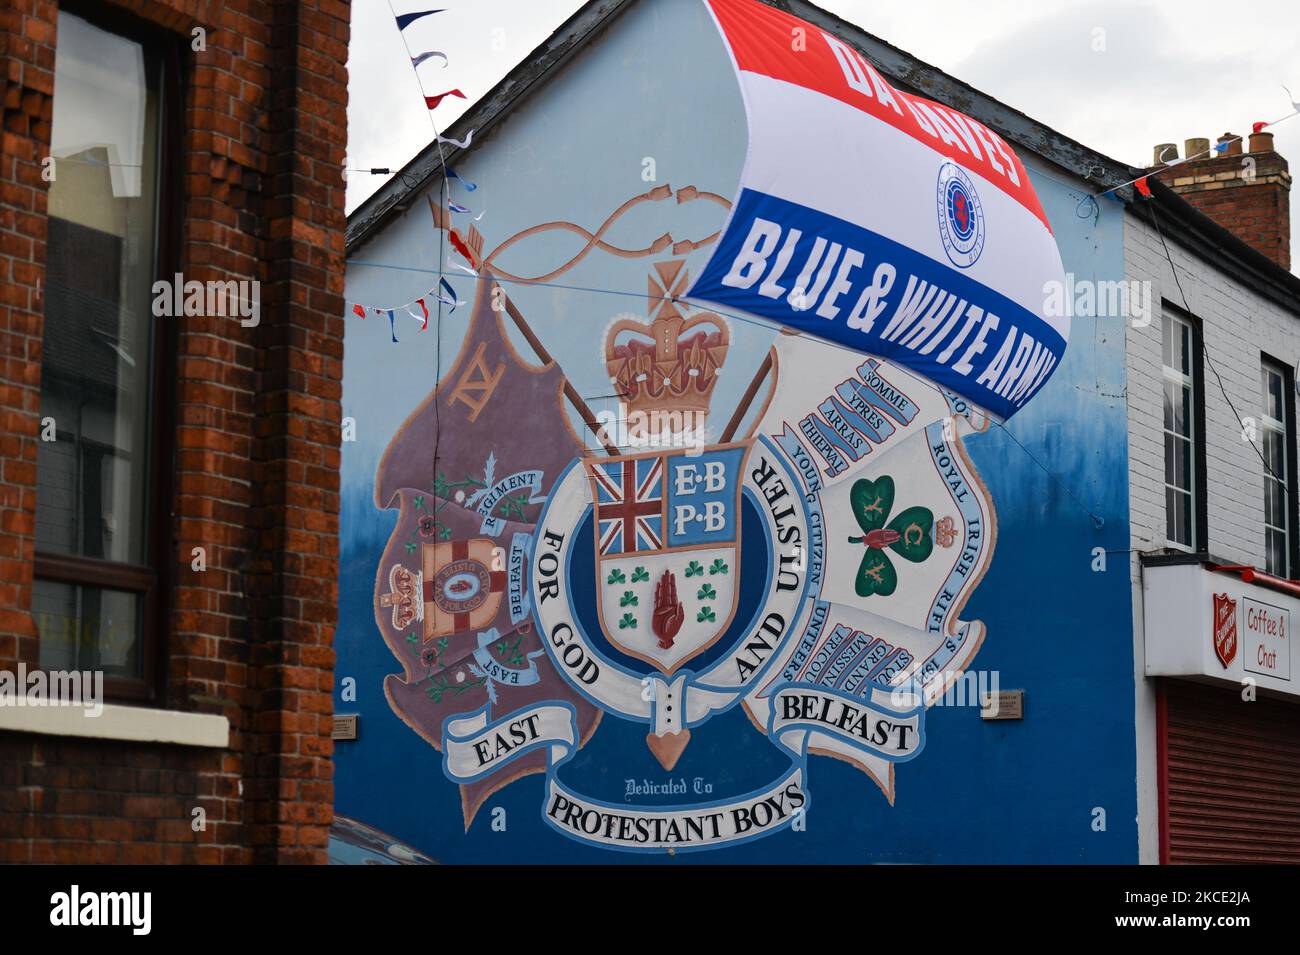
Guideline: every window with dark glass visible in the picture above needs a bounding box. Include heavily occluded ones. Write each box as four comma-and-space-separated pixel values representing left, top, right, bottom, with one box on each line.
1261, 359, 1296, 577
34, 10, 172, 700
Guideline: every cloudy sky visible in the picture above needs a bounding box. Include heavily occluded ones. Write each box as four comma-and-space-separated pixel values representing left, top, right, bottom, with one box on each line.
347, 0, 1300, 272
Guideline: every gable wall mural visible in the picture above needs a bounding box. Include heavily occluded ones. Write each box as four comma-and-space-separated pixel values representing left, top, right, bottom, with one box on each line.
338, 0, 1136, 862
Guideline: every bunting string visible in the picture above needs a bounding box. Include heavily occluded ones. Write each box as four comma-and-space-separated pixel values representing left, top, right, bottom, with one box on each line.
347, 276, 464, 334
1099, 93, 1300, 202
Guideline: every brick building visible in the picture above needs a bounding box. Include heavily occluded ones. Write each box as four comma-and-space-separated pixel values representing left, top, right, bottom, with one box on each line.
0, 0, 349, 863
1127, 136, 1300, 862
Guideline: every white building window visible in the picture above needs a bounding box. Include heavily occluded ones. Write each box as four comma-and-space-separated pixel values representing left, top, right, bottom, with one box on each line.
1162, 313, 1197, 550
1261, 360, 1293, 577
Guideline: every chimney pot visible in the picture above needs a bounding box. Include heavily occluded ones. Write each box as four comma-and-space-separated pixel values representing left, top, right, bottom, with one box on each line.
1166, 131, 1289, 270
1154, 142, 1178, 164
1217, 133, 1242, 156
1249, 131, 1275, 153
1185, 138, 1211, 160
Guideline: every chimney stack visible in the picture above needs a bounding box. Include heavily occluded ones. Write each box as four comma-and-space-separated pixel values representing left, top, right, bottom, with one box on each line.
1151, 130, 1291, 270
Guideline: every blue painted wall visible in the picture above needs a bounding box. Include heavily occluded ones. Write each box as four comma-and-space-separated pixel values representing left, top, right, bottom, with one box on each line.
338, 0, 1135, 863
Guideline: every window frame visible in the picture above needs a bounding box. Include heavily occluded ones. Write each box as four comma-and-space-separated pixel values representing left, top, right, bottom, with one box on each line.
33, 4, 181, 704
1260, 355, 1298, 578
1160, 309, 1207, 553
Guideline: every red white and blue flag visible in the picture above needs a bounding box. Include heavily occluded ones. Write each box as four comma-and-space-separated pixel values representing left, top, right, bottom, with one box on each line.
687, 0, 1069, 420
591, 457, 665, 555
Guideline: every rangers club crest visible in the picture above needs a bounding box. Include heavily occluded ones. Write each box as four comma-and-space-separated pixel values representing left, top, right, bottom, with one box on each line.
936, 161, 985, 269
585, 444, 749, 673
1213, 592, 1238, 669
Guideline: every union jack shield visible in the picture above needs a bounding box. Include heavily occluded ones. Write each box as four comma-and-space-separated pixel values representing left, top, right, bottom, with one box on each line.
583, 442, 752, 674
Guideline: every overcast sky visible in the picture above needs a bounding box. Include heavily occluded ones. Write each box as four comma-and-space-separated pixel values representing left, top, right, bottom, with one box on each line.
347, 1, 1300, 273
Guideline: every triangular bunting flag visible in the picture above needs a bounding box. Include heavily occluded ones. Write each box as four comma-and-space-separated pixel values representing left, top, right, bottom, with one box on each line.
411, 50, 447, 68
446, 168, 476, 191
424, 89, 465, 111
395, 9, 444, 31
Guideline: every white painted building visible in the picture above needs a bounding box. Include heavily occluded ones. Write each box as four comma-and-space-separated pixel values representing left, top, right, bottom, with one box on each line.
1123, 139, 1300, 863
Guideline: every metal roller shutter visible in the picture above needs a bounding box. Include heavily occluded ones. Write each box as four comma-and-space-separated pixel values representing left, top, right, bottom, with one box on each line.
1160, 679, 1300, 863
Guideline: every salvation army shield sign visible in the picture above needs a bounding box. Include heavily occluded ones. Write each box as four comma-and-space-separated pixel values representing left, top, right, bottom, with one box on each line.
1213, 592, 1238, 668
585, 444, 749, 674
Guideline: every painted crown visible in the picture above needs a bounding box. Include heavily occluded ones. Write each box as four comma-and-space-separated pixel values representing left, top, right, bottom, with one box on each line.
604, 261, 729, 434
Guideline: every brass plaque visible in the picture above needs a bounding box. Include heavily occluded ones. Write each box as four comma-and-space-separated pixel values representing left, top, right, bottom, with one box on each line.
980, 690, 1023, 720
332, 714, 359, 740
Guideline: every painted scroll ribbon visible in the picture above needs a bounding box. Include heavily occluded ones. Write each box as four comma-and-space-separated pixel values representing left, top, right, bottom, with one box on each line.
467, 627, 545, 706
506, 532, 533, 627
442, 700, 578, 785
466, 469, 547, 536
765, 682, 925, 766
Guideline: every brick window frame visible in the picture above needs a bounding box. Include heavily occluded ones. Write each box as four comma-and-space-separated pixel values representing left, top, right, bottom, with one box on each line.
32, 3, 182, 704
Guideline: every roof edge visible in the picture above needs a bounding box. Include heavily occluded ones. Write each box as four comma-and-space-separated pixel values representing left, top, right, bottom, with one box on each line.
1131, 178, 1300, 317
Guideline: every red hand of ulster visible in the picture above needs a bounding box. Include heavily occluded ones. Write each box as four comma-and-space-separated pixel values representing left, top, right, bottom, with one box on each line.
652, 570, 685, 649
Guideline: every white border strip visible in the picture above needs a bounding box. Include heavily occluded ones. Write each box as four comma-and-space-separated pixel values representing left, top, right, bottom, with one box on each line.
0, 703, 230, 748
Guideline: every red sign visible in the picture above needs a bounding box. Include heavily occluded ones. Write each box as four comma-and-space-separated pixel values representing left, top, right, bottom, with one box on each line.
1213, 592, 1238, 668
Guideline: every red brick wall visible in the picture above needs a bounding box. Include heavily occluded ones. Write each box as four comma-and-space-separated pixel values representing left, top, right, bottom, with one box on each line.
0, 0, 349, 864
1157, 147, 1292, 271
0, 0, 55, 672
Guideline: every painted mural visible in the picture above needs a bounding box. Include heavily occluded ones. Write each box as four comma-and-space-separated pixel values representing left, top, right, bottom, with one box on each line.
370, 177, 998, 850
339, 0, 1136, 863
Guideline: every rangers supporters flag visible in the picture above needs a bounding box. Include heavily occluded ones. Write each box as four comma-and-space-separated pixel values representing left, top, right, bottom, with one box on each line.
687, 0, 1069, 420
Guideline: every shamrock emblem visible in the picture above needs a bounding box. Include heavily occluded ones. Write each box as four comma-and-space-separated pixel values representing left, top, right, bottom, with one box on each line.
607, 568, 626, 585
697, 606, 716, 623
708, 558, 728, 575
619, 612, 637, 630
631, 566, 650, 583
685, 560, 704, 578
847, 475, 934, 598
620, 590, 638, 608
697, 583, 716, 601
